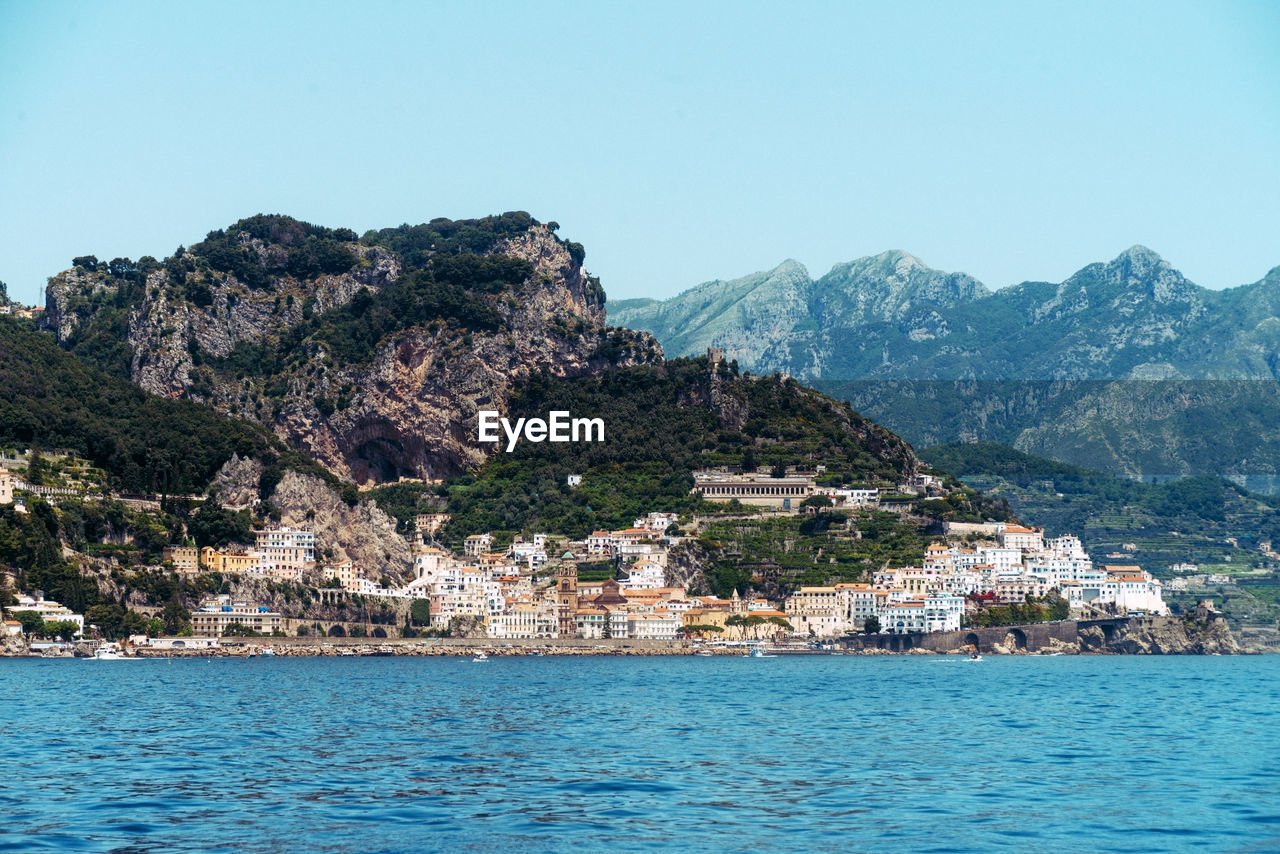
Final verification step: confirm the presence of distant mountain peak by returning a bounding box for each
[1111,244,1168,272]
[871,249,927,272]
[770,258,810,278]
[1087,245,1201,303]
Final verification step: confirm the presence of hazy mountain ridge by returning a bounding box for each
[613,247,1280,480]
[613,247,1280,382]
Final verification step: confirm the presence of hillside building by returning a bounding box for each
[691,471,816,510]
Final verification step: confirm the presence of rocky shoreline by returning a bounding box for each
[7,637,1270,662]
[4,614,1264,659]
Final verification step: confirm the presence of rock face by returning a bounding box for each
[664,540,714,595]
[271,470,412,582]
[213,458,414,583]
[1080,616,1242,655]
[122,244,401,400]
[46,215,661,485]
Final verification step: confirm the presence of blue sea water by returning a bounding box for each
[2,655,1278,853]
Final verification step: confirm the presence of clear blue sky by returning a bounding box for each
[1,0,1277,307]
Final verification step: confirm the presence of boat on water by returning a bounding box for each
[93,643,124,660]
[747,646,776,659]
[472,651,489,662]
[260,645,276,657]
[966,653,983,662]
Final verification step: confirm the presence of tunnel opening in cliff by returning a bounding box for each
[343,418,436,484]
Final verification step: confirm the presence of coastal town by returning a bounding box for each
[2,461,1171,653]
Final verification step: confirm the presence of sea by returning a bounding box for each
[2,655,1278,853]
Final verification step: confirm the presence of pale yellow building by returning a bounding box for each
[162,545,199,573]
[199,546,260,574]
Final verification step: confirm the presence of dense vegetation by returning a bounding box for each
[193,215,358,289]
[923,442,1256,531]
[56,255,156,379]
[440,358,916,541]
[0,317,330,495]
[60,213,567,388]
[270,249,533,369]
[822,379,1280,480]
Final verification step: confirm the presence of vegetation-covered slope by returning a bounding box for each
[439,357,920,540]
[0,316,327,495]
[818,379,1280,480]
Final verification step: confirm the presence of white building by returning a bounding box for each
[191,597,282,637]
[977,548,1024,573]
[463,533,493,557]
[510,539,548,570]
[922,593,964,633]
[627,611,681,640]
[622,560,665,590]
[254,525,315,577]
[1101,567,1168,615]
[635,512,679,535]
[998,525,1044,551]
[586,530,613,556]
[489,601,557,638]
[9,595,84,637]
[881,600,927,634]
[0,467,12,505]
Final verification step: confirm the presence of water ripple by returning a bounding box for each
[1,656,1278,852]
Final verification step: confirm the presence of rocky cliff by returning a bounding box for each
[212,456,412,581]
[46,213,661,484]
[1081,616,1241,655]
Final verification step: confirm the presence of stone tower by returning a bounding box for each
[556,553,579,638]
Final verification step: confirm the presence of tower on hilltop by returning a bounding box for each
[556,553,579,638]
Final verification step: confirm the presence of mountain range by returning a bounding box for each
[611,246,1280,381]
[611,248,1280,478]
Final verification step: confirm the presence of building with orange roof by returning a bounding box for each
[998,524,1044,551]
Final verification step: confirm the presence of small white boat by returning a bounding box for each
[93,643,123,660]
[747,646,776,658]
[966,653,983,662]
[260,645,276,657]
[472,651,489,662]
